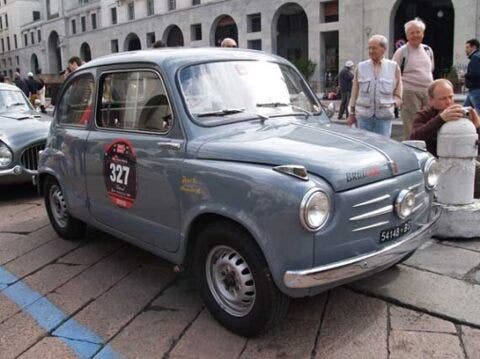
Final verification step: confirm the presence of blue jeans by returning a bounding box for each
[357,116,393,137]
[464,89,480,113]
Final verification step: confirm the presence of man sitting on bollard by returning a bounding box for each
[410,79,480,197]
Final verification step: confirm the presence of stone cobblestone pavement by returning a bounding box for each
[1,184,479,358]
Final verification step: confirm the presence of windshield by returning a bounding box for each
[179,61,321,125]
[0,90,32,112]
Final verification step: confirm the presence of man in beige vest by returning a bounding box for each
[348,35,402,137]
[393,18,434,139]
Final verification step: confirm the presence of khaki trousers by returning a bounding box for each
[401,89,429,140]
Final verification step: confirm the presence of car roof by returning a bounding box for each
[79,48,291,72]
[0,82,23,91]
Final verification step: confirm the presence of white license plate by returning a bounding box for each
[379,221,411,243]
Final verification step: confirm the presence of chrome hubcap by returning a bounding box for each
[49,184,68,228]
[206,245,256,317]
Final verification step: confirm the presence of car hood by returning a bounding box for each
[0,111,50,149]
[195,120,420,191]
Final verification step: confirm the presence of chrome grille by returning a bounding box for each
[20,142,45,170]
[349,180,428,233]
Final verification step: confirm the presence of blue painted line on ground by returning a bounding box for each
[94,344,121,359]
[0,265,121,359]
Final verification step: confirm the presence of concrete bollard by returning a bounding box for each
[435,118,480,238]
[436,118,478,204]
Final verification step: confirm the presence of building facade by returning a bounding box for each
[1,0,478,90]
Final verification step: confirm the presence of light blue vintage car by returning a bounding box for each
[0,83,50,185]
[38,48,439,336]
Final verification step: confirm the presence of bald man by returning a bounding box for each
[410,79,480,156]
[220,38,237,48]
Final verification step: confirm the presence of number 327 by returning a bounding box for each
[109,163,130,185]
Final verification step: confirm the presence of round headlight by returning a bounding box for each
[300,189,330,231]
[424,157,440,190]
[0,143,12,168]
[395,189,416,219]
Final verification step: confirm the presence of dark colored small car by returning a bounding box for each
[38,48,439,336]
[0,83,50,185]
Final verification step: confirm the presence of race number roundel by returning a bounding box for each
[103,139,137,208]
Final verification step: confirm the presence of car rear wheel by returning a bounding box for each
[193,222,290,337]
[44,177,86,240]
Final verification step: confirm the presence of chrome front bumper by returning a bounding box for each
[0,165,37,177]
[283,209,440,289]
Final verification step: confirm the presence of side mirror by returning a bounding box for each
[325,102,335,119]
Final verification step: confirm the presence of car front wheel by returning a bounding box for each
[193,222,290,337]
[44,177,86,240]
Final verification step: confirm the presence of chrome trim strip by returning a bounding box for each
[353,194,391,207]
[283,209,441,289]
[352,221,390,232]
[273,164,309,181]
[415,191,425,198]
[349,205,393,221]
[412,202,424,214]
[408,183,422,191]
[0,165,37,177]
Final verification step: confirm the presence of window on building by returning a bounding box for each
[111,39,118,53]
[6,36,9,51]
[91,13,97,29]
[192,0,200,5]
[81,16,86,32]
[14,34,17,49]
[1,39,4,53]
[30,32,34,44]
[37,29,41,42]
[5,14,7,27]
[3,0,5,5]
[8,57,11,66]
[190,23,202,41]
[0,16,3,29]
[71,19,76,34]
[23,34,27,46]
[127,3,134,20]
[111,7,117,25]
[1,60,5,68]
[33,11,40,21]
[320,1,339,23]
[146,32,155,47]
[168,0,175,11]
[247,13,261,33]
[16,56,19,65]
[147,0,154,16]
[247,39,261,50]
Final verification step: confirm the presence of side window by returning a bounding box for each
[97,70,173,134]
[57,74,95,126]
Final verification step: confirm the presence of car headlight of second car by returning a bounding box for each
[423,157,440,190]
[0,142,12,168]
[300,189,330,231]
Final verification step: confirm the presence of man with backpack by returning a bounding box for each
[393,18,434,140]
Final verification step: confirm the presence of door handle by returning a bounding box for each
[157,142,181,150]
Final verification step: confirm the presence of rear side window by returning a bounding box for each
[97,70,173,134]
[56,74,95,126]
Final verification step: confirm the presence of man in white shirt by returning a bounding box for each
[393,18,434,140]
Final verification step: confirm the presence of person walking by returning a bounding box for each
[26,72,40,106]
[13,72,29,96]
[392,18,434,139]
[464,38,480,112]
[337,60,354,119]
[347,35,402,137]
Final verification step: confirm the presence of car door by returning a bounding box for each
[52,70,96,220]
[85,67,184,252]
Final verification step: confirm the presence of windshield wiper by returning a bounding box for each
[195,109,245,117]
[7,102,25,108]
[256,102,314,118]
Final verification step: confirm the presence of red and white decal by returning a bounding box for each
[103,139,137,208]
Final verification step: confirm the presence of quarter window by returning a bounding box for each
[57,74,95,126]
[97,70,173,134]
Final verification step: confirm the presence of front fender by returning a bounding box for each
[179,159,333,296]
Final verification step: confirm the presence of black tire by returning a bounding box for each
[193,222,290,337]
[44,177,86,240]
